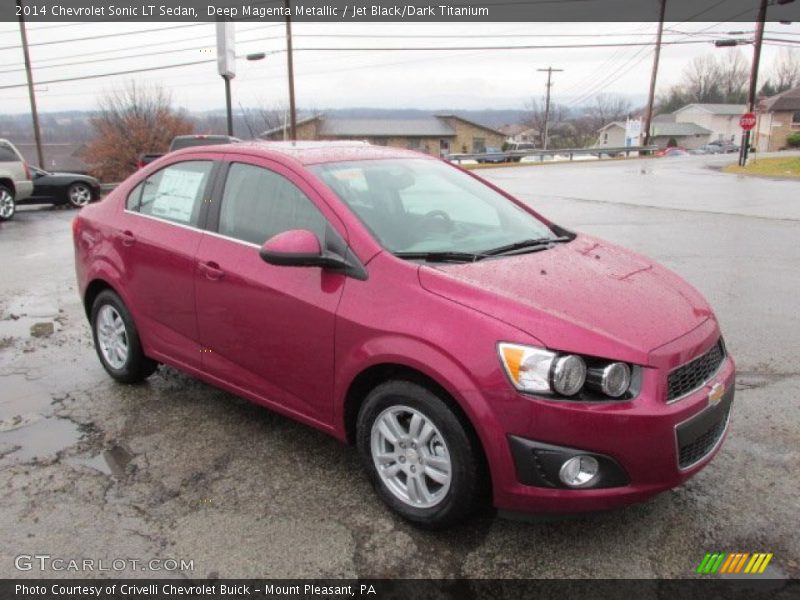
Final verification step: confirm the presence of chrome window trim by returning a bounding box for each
[673,404,731,472]
[122,209,261,250]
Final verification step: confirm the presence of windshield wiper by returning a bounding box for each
[394,251,487,263]
[481,236,571,257]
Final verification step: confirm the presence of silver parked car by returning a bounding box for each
[0,139,33,222]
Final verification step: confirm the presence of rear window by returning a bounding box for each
[0,143,21,162]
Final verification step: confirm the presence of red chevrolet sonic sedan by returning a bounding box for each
[73,141,734,528]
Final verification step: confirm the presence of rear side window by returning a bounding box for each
[132,161,212,226]
[0,143,20,162]
[218,163,327,246]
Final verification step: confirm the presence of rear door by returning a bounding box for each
[119,156,218,369]
[194,157,347,425]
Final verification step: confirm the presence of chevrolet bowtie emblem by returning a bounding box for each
[708,382,725,407]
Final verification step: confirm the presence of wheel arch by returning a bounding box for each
[83,278,118,321]
[0,178,15,196]
[342,361,493,498]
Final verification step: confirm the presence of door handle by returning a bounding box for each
[199,260,225,281]
[118,230,135,247]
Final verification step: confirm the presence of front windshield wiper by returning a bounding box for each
[481,236,572,257]
[394,251,487,263]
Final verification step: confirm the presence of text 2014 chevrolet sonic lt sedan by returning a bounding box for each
[73,141,734,528]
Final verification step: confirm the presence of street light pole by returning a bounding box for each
[16,0,44,168]
[739,0,768,167]
[284,0,297,141]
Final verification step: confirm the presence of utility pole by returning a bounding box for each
[285,0,297,141]
[17,0,44,168]
[537,67,563,150]
[643,0,666,149]
[739,0,768,167]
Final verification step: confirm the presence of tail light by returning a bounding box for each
[72,216,81,239]
[24,162,31,180]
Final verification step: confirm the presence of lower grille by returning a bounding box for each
[678,408,730,470]
[667,339,726,402]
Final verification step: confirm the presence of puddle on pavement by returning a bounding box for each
[0,417,83,462]
[0,295,63,340]
[0,374,83,462]
[68,444,134,478]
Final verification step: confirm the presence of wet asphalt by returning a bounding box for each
[0,153,798,580]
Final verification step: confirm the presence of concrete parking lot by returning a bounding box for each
[0,154,798,579]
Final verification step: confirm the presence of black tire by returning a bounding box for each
[357,380,484,529]
[67,182,94,208]
[90,289,157,384]
[0,184,16,222]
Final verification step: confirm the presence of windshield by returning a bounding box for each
[311,158,558,255]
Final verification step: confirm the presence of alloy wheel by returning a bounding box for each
[370,405,452,509]
[96,305,128,369]
[0,188,14,219]
[68,184,92,207]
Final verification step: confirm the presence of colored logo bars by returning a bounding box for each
[697,553,773,574]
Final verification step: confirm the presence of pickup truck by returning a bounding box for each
[137,134,240,169]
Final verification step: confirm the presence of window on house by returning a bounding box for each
[792,111,800,124]
[407,138,421,150]
[603,133,608,144]
[472,137,486,153]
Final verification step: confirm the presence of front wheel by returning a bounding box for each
[91,290,157,383]
[0,185,15,221]
[67,182,93,208]
[357,380,484,528]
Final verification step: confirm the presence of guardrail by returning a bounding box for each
[446,145,660,163]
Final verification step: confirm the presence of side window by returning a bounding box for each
[218,163,327,246]
[126,182,143,211]
[0,143,19,162]
[137,161,212,226]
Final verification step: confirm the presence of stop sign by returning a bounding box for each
[740,112,757,130]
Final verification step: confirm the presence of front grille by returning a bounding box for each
[667,339,725,402]
[678,408,730,469]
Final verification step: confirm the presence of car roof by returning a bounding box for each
[171,140,436,166]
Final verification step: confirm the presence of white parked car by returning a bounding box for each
[0,139,33,222]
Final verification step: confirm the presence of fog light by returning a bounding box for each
[559,455,599,488]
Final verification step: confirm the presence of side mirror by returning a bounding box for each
[259,229,348,270]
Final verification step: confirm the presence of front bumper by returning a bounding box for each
[481,329,736,514]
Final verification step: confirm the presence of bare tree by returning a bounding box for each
[772,48,800,94]
[84,82,193,181]
[682,55,723,103]
[587,93,632,131]
[717,49,749,103]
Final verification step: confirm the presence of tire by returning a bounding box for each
[357,380,484,529]
[90,289,157,383]
[0,185,15,222]
[67,182,93,208]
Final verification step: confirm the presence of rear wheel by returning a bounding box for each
[67,182,93,208]
[357,380,483,528]
[91,290,157,383]
[0,185,15,221]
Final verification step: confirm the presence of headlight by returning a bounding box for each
[551,355,587,396]
[498,343,585,396]
[498,343,635,400]
[586,362,631,398]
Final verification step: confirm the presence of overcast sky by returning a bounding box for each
[1,21,799,115]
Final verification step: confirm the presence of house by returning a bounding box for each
[672,103,747,145]
[500,124,539,145]
[754,85,800,152]
[595,122,626,148]
[649,122,712,149]
[260,114,506,156]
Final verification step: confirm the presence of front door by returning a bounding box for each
[195,158,346,425]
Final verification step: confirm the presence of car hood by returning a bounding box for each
[417,235,713,365]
